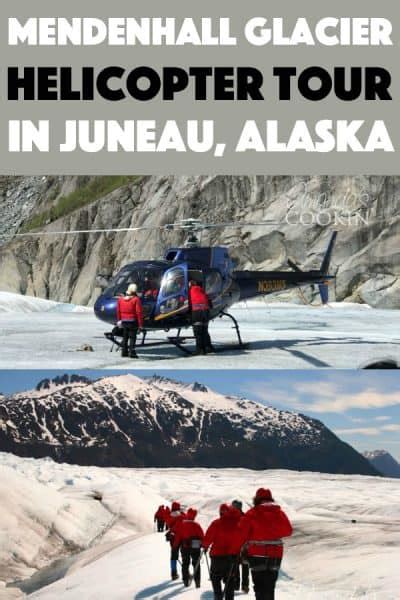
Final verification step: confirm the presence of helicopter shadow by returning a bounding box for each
[128,342,250,362]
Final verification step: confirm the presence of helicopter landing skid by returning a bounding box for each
[104,313,247,356]
[218,311,245,348]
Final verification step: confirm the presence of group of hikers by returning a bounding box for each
[153,488,293,600]
[116,279,213,358]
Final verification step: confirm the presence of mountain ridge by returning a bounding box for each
[0,374,378,476]
[363,449,400,478]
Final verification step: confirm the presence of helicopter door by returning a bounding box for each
[154,265,189,321]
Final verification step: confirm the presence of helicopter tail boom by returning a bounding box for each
[317,231,337,304]
[320,231,337,276]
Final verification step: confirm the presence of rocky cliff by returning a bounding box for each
[0,175,399,307]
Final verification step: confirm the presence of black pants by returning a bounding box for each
[121,321,138,357]
[181,547,201,586]
[170,546,180,576]
[234,561,250,590]
[210,555,237,600]
[192,310,212,354]
[156,519,165,532]
[249,557,281,600]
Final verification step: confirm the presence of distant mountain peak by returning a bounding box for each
[363,449,389,459]
[148,375,208,394]
[363,450,400,479]
[191,382,208,393]
[35,374,92,392]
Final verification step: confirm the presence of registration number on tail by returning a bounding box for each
[258,280,286,293]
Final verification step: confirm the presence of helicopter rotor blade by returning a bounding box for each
[13,225,166,237]
[12,219,283,238]
[200,220,280,229]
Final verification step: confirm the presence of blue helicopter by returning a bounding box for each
[92,220,337,354]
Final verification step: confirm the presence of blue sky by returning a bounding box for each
[0,370,399,460]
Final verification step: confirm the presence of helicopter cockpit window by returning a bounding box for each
[107,268,164,298]
[142,271,162,300]
[205,271,222,295]
[160,267,186,297]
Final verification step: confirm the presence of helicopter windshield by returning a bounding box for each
[160,268,186,297]
[156,265,189,318]
[105,267,164,298]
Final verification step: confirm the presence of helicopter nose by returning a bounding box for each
[94,296,118,324]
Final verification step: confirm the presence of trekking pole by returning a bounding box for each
[222,558,238,599]
[204,551,211,581]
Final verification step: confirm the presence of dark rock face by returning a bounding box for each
[0,374,378,475]
[363,450,400,478]
[36,374,91,391]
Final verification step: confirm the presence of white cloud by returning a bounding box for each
[375,416,392,422]
[335,427,381,436]
[381,424,400,432]
[313,390,400,413]
[243,381,400,414]
[335,423,400,437]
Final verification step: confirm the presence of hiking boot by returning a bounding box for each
[121,350,128,357]
[195,581,201,588]
[171,572,179,581]
[242,584,250,593]
[183,579,189,587]
[129,351,138,358]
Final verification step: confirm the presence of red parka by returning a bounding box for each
[203,505,242,557]
[189,284,210,312]
[173,509,204,550]
[166,508,185,546]
[154,506,166,521]
[238,502,292,559]
[116,295,144,328]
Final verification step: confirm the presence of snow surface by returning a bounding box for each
[0,292,91,315]
[0,453,399,599]
[0,294,399,369]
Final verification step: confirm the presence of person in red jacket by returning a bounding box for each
[173,508,204,588]
[164,505,171,523]
[188,280,214,355]
[238,488,293,600]
[165,501,185,580]
[232,499,250,593]
[154,505,167,532]
[116,283,144,358]
[203,504,242,600]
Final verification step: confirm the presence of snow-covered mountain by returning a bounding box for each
[35,374,91,392]
[0,374,377,475]
[363,450,400,479]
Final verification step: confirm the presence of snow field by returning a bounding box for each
[0,454,399,599]
[0,293,399,368]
